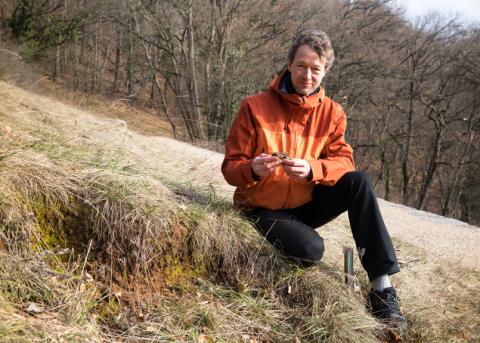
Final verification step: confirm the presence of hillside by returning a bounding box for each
[0,80,479,342]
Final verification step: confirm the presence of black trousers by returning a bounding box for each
[246,171,400,281]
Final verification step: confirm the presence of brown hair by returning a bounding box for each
[287,29,335,72]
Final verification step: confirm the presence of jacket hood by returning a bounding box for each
[268,69,325,110]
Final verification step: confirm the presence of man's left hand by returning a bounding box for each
[282,158,312,180]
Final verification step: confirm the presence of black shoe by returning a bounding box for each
[368,287,408,329]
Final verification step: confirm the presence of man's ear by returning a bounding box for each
[287,63,292,72]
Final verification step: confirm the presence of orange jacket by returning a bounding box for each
[222,71,355,210]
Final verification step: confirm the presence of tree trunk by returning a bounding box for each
[113,29,122,94]
[53,45,61,79]
[186,0,204,139]
[97,38,111,94]
[417,128,443,210]
[126,16,134,97]
[402,78,414,205]
[62,0,67,75]
[73,38,80,90]
[158,78,177,138]
[79,27,87,92]
[442,130,474,216]
[0,2,4,29]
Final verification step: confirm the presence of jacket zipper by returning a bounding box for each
[293,121,298,157]
[286,121,299,209]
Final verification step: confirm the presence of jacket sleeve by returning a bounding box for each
[309,106,355,185]
[221,99,258,188]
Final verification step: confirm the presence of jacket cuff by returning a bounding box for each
[309,160,324,182]
[241,159,258,186]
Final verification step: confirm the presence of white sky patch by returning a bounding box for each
[398,0,480,25]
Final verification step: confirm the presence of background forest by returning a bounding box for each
[1,0,479,225]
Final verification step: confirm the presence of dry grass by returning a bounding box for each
[0,142,385,342]
[400,263,480,343]
[108,265,383,343]
[0,148,177,271]
[0,253,101,342]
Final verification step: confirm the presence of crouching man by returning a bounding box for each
[221,29,407,328]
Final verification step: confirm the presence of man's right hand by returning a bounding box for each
[252,153,282,178]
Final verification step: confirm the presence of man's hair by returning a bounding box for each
[287,29,335,72]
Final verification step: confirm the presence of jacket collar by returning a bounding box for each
[269,69,325,110]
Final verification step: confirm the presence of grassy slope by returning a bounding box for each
[0,81,382,342]
[0,67,479,341]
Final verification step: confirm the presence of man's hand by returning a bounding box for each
[252,153,282,178]
[282,158,312,180]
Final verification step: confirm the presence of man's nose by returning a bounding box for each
[302,68,312,79]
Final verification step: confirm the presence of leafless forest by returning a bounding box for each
[1,0,479,225]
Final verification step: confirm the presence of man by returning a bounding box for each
[221,29,406,328]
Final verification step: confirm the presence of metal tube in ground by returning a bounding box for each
[343,246,355,290]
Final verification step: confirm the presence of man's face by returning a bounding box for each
[288,44,326,96]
